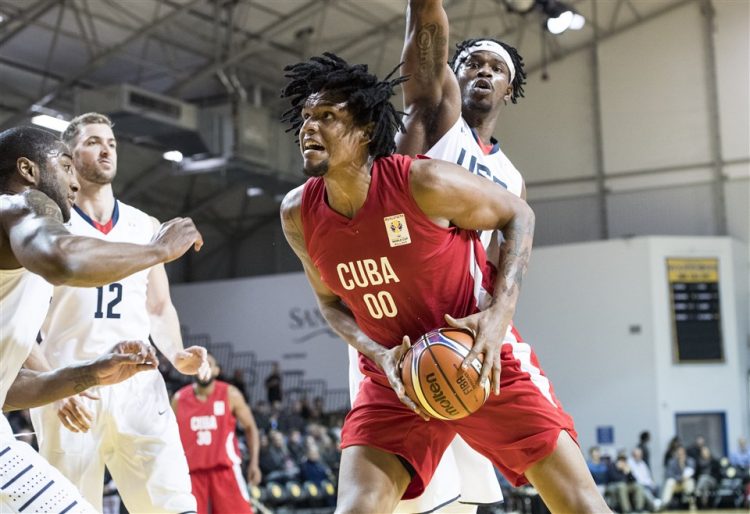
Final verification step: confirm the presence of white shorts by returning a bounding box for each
[31,370,196,513]
[348,347,502,513]
[0,419,96,514]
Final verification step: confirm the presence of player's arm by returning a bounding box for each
[4,341,157,411]
[280,187,428,419]
[2,190,203,287]
[146,217,209,379]
[410,158,535,394]
[397,0,462,155]
[228,385,262,486]
[170,390,180,415]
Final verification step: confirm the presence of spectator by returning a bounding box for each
[661,446,696,509]
[638,430,652,469]
[664,436,682,468]
[265,362,283,406]
[258,429,298,484]
[627,447,662,511]
[686,435,706,462]
[694,446,721,508]
[279,399,307,433]
[608,453,646,513]
[299,444,334,486]
[586,446,609,496]
[729,437,750,470]
[287,429,306,463]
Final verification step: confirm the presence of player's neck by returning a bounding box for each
[75,183,116,224]
[194,381,216,398]
[463,110,499,147]
[323,160,372,219]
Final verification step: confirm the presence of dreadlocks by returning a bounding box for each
[449,38,526,104]
[280,52,407,159]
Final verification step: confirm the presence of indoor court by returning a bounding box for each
[0,0,747,513]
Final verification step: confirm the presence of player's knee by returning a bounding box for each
[335,487,394,514]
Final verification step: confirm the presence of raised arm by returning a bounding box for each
[410,158,535,393]
[2,190,202,287]
[396,0,462,155]
[280,187,428,419]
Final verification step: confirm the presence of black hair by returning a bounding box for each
[280,52,407,160]
[0,126,61,188]
[449,38,527,104]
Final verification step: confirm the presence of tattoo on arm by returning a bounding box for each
[416,23,447,80]
[27,190,63,222]
[71,367,98,394]
[497,217,534,296]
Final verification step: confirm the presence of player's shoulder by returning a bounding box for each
[280,184,305,227]
[1,190,61,222]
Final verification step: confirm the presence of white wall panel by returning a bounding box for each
[607,183,716,237]
[499,51,597,182]
[598,3,711,173]
[529,195,602,246]
[714,0,750,161]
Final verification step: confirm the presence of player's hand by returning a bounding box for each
[173,346,209,379]
[445,312,506,396]
[56,395,94,433]
[90,341,159,387]
[151,217,204,262]
[377,336,430,421]
[247,463,262,486]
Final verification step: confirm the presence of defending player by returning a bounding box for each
[280,54,609,513]
[349,1,529,511]
[27,113,206,513]
[173,353,261,514]
[0,125,202,513]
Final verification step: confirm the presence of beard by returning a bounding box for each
[76,161,116,185]
[194,375,216,388]
[303,159,329,177]
[38,171,71,222]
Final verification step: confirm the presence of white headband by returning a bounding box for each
[453,40,516,83]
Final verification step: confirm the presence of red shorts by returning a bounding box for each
[341,328,577,499]
[190,465,253,514]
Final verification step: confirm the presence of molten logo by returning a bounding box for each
[425,372,459,416]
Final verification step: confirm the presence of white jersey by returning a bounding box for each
[40,201,154,367]
[0,268,52,430]
[426,116,524,249]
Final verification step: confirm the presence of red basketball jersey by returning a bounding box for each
[301,154,495,380]
[175,381,242,472]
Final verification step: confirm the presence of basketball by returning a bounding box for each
[401,327,490,420]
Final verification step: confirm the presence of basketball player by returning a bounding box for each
[0,125,203,513]
[172,353,261,514]
[279,54,609,513]
[348,2,528,511]
[26,113,205,513]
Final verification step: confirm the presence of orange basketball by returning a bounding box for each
[401,327,489,420]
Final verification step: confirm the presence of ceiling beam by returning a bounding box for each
[0,0,61,48]
[1,0,203,129]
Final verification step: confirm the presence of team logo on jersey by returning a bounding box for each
[213,401,225,416]
[384,213,411,247]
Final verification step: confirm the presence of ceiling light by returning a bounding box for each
[569,13,586,30]
[163,150,183,163]
[246,187,264,197]
[546,10,573,34]
[31,115,70,133]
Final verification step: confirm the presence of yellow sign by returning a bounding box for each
[666,258,718,283]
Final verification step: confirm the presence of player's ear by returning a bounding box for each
[16,157,39,185]
[503,86,513,105]
[361,122,375,145]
